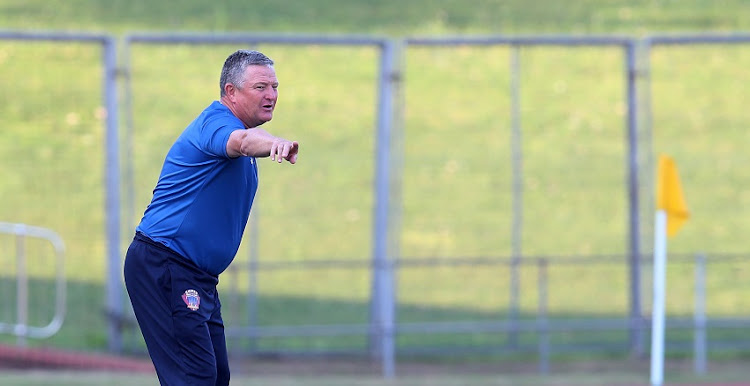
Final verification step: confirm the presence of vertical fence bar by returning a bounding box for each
[509,44,523,349]
[376,259,396,378]
[246,209,260,353]
[372,40,398,378]
[120,38,138,355]
[537,258,549,374]
[227,266,240,351]
[693,253,707,375]
[15,227,27,346]
[103,36,123,353]
[625,41,644,356]
[636,39,654,358]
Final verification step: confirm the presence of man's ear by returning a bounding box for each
[224,83,236,99]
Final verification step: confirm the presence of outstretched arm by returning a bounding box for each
[226,128,299,164]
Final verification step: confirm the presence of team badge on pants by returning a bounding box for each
[182,289,201,311]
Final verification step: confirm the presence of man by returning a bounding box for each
[124,49,299,385]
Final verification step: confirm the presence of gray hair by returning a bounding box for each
[219,50,274,97]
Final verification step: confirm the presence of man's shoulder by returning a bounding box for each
[201,101,229,119]
[200,101,240,127]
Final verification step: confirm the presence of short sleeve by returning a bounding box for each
[199,115,242,158]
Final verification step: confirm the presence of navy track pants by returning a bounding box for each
[124,232,230,386]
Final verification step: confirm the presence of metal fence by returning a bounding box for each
[2,30,750,378]
[0,30,120,353]
[217,252,750,376]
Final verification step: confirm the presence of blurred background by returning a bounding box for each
[2,1,750,385]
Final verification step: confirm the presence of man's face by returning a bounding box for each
[232,64,278,128]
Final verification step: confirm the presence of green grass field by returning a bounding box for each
[2,0,750,381]
[2,0,750,35]
[2,362,750,386]
[0,372,700,386]
[0,371,666,386]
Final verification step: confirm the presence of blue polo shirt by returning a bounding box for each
[136,101,258,276]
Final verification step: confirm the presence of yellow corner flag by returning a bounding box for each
[656,154,690,237]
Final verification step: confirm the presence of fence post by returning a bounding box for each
[371,39,400,378]
[246,209,260,353]
[509,44,523,349]
[693,253,707,375]
[537,258,549,374]
[15,226,28,347]
[626,39,645,357]
[103,35,123,353]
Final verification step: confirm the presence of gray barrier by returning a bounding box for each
[0,222,65,344]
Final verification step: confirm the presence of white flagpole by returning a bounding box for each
[650,209,668,386]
